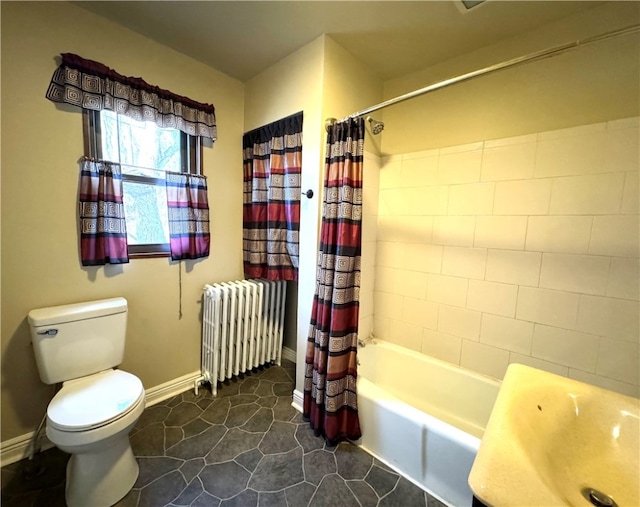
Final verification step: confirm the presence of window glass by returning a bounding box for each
[85,109,201,256]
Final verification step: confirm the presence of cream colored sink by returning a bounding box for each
[469,364,639,507]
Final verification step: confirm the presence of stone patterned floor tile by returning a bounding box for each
[1,361,447,507]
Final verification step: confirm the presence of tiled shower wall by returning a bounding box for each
[371,117,639,397]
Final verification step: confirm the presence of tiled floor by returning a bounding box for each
[2,361,446,507]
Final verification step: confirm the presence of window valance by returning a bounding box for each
[46,53,217,141]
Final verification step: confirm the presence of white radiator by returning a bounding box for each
[201,279,287,396]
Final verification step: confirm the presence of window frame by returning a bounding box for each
[83,110,203,258]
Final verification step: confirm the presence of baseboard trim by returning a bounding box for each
[292,389,303,413]
[144,370,202,407]
[281,346,296,364]
[1,370,202,467]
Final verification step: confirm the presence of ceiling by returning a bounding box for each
[76,1,603,83]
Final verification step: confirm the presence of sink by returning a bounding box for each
[469,363,639,507]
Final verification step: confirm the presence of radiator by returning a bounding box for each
[201,279,286,396]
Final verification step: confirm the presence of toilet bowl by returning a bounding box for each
[46,369,145,506]
[28,298,145,507]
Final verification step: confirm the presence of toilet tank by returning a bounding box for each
[28,298,128,384]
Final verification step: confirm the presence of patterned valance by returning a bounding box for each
[46,53,217,140]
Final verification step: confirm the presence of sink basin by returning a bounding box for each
[469,363,639,507]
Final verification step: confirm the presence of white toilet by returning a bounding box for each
[28,297,145,507]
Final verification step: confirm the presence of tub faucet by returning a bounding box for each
[357,338,367,348]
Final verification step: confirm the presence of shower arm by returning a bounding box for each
[327,24,640,127]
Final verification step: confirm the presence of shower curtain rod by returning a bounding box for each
[327,24,640,127]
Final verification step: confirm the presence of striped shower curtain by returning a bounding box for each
[242,112,302,281]
[303,117,364,444]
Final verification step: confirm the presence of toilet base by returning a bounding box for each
[65,435,139,507]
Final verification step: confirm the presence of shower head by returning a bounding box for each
[366,116,385,135]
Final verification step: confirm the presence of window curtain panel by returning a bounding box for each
[78,158,129,266]
[165,172,210,261]
[303,117,365,445]
[242,112,302,281]
[46,53,217,140]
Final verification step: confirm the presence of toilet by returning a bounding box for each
[28,297,145,507]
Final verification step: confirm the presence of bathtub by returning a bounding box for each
[356,340,500,507]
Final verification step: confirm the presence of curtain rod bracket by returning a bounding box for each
[324,118,337,133]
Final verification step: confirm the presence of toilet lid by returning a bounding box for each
[47,369,144,431]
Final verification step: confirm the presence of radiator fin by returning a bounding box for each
[202,279,286,396]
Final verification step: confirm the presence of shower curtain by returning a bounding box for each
[303,117,364,444]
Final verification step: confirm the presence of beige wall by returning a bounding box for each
[1,2,244,441]
[380,2,640,155]
[245,35,383,395]
[244,35,326,393]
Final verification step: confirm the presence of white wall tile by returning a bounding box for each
[589,215,640,258]
[389,320,423,352]
[393,269,428,300]
[402,148,440,160]
[622,172,639,214]
[569,369,639,398]
[442,246,487,280]
[485,249,541,287]
[374,266,394,293]
[576,295,639,343]
[359,289,374,318]
[607,257,640,301]
[485,133,538,149]
[604,124,640,173]
[535,129,606,178]
[433,216,476,246]
[460,340,510,379]
[376,241,406,268]
[480,314,533,355]
[373,291,403,320]
[402,297,439,330]
[405,243,442,274]
[381,215,433,244]
[426,274,468,307]
[379,188,411,216]
[437,148,482,185]
[373,314,390,339]
[467,280,518,317]
[596,337,639,385]
[525,216,593,254]
[474,216,527,250]
[408,186,449,215]
[494,179,552,215]
[379,157,402,189]
[539,253,610,296]
[421,329,462,364]
[508,352,569,377]
[401,155,438,187]
[538,122,607,141]
[549,173,624,215]
[532,324,600,372]
[516,287,580,329]
[438,305,481,341]
[448,183,495,215]
[481,140,536,182]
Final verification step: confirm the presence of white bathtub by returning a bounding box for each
[356,340,500,507]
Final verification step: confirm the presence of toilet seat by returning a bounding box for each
[48,369,144,432]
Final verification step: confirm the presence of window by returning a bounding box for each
[84,110,203,257]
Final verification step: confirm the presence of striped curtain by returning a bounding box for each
[78,158,129,266]
[165,172,210,261]
[243,112,302,281]
[303,118,364,444]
